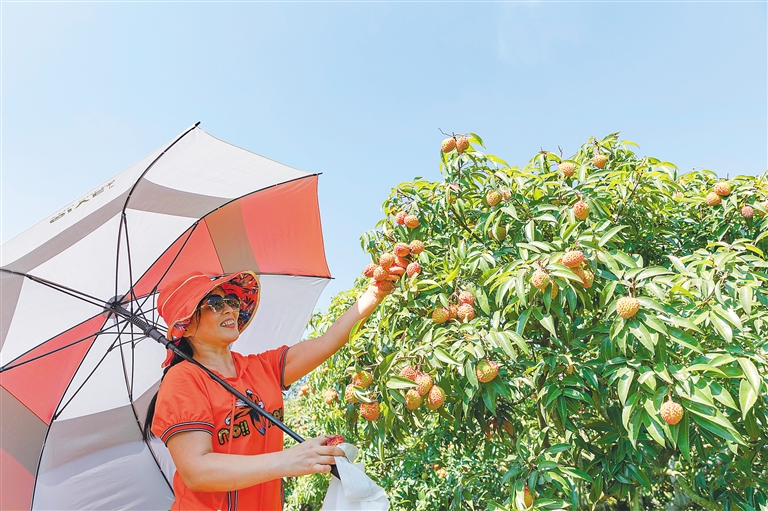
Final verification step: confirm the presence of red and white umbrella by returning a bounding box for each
[0,124,332,510]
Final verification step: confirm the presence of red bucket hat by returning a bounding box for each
[157,270,261,344]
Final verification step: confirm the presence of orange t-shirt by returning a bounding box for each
[152,347,290,511]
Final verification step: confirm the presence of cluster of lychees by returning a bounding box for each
[705,180,732,207]
[441,135,470,154]
[343,370,381,421]
[398,365,446,411]
[363,239,424,287]
[431,290,476,324]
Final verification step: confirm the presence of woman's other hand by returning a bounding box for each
[282,435,345,477]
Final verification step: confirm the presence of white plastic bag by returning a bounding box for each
[320,443,389,511]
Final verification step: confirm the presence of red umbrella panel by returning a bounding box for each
[0,125,331,510]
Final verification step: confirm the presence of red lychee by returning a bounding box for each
[406,262,421,278]
[327,435,345,446]
[363,263,377,278]
[457,303,475,322]
[531,270,550,291]
[345,384,358,403]
[425,385,446,410]
[558,162,575,177]
[373,266,388,281]
[393,242,411,257]
[476,359,499,383]
[432,307,449,324]
[399,366,417,381]
[409,240,425,254]
[353,370,373,388]
[415,373,434,395]
[486,190,501,207]
[458,291,475,305]
[660,398,684,425]
[360,401,380,421]
[561,250,586,268]
[456,136,470,153]
[441,137,456,153]
[404,215,419,229]
[405,389,422,410]
[395,210,407,225]
[616,296,640,319]
[714,181,732,196]
[592,154,608,169]
[379,253,395,269]
[705,192,722,206]
[573,200,590,221]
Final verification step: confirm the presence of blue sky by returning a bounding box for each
[2,1,766,312]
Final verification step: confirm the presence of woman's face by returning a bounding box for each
[184,287,240,347]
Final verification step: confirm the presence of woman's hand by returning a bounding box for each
[367,266,401,300]
[282,435,345,477]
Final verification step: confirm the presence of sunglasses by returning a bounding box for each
[202,295,241,314]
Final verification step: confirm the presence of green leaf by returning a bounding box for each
[636,267,675,280]
[559,467,594,483]
[626,464,652,490]
[617,368,634,405]
[598,225,628,247]
[386,376,417,389]
[709,312,733,343]
[739,379,758,419]
[544,443,571,454]
[710,382,738,410]
[738,358,762,394]
[540,314,556,336]
[434,347,461,366]
[678,412,691,461]
[691,413,745,445]
[739,287,753,315]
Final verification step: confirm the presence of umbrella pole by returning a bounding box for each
[110,303,342,480]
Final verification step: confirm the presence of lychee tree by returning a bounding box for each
[284,133,768,511]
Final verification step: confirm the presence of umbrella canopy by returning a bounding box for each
[0,124,332,510]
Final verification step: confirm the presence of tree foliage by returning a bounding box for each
[284,133,768,511]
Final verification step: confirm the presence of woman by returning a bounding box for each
[144,269,395,510]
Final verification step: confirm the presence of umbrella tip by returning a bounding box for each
[194,121,201,127]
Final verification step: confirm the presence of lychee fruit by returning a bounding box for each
[360,401,380,421]
[345,384,359,403]
[323,389,338,405]
[714,181,732,196]
[373,266,388,281]
[573,200,590,221]
[395,210,407,225]
[394,255,409,269]
[299,384,310,397]
[592,154,608,169]
[486,190,502,207]
[441,137,456,153]
[399,366,417,381]
[415,373,434,395]
[405,389,423,410]
[559,162,576,177]
[404,215,419,229]
[363,263,377,278]
[489,224,507,241]
[742,205,754,219]
[456,136,470,153]
[458,291,475,305]
[457,303,475,322]
[616,296,640,319]
[406,262,421,278]
[393,242,411,257]
[326,435,345,446]
[432,307,449,324]
[448,304,458,320]
[660,398,684,425]
[531,270,550,291]
[573,267,595,289]
[500,188,512,201]
[409,240,425,254]
[425,385,446,410]
[475,359,499,383]
[550,281,559,299]
[705,192,722,206]
[561,250,586,268]
[353,370,373,388]
[379,253,395,269]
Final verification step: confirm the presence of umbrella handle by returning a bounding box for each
[111,304,341,480]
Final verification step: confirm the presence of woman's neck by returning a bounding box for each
[191,342,237,378]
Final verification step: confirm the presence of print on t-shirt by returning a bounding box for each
[217,388,284,445]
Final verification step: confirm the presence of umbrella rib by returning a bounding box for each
[0,269,110,309]
[0,317,132,373]
[52,318,135,421]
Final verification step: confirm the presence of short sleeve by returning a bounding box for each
[151,364,215,444]
[252,345,291,391]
